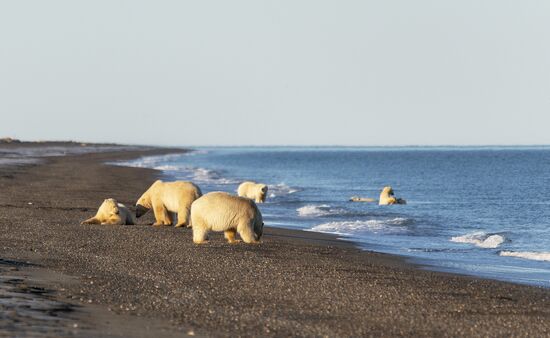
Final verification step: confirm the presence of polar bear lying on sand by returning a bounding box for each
[135,180,202,227]
[191,192,264,244]
[81,198,135,225]
[237,181,268,203]
[379,186,407,205]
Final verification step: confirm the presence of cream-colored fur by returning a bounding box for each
[191,192,264,244]
[379,186,407,205]
[81,198,135,225]
[237,181,268,203]
[135,180,202,227]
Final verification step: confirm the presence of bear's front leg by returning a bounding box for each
[238,224,260,244]
[224,229,241,244]
[152,201,171,226]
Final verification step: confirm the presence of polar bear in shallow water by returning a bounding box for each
[379,186,407,205]
[135,180,202,227]
[81,198,135,225]
[237,181,268,203]
[191,192,264,244]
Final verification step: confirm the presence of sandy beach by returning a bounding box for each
[1,143,550,337]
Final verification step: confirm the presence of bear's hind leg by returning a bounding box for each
[175,207,190,228]
[224,229,240,244]
[81,217,101,225]
[193,226,209,244]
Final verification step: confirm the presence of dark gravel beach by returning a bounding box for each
[1,143,550,337]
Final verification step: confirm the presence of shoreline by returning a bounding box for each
[1,143,550,336]
[122,148,549,288]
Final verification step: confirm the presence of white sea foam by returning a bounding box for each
[297,205,333,217]
[189,168,238,185]
[268,183,299,197]
[450,232,505,249]
[500,251,550,262]
[153,165,182,171]
[115,153,184,169]
[310,218,410,235]
[114,153,239,185]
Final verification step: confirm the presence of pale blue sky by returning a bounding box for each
[1,1,549,146]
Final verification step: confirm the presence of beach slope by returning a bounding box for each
[1,144,550,337]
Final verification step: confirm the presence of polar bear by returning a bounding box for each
[81,198,135,225]
[135,180,202,227]
[379,186,407,205]
[191,192,264,244]
[237,181,268,203]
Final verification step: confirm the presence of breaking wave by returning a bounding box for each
[310,218,411,235]
[297,204,344,217]
[113,153,238,185]
[499,251,550,262]
[268,183,299,197]
[189,167,238,185]
[114,153,185,170]
[450,232,505,249]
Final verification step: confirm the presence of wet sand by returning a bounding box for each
[1,143,550,337]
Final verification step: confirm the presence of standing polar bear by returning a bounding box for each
[135,180,202,227]
[191,192,264,244]
[379,186,407,205]
[81,198,135,225]
[237,181,268,203]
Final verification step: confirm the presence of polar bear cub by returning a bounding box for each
[81,198,135,225]
[191,192,264,244]
[135,180,202,227]
[379,186,407,205]
[237,181,268,203]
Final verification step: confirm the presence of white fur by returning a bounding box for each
[136,180,202,227]
[237,181,268,203]
[191,192,263,244]
[82,198,135,225]
[379,186,406,205]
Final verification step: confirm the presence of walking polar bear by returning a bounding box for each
[379,186,407,205]
[237,181,268,203]
[135,180,202,227]
[81,198,135,225]
[191,192,264,244]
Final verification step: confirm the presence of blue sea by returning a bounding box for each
[118,147,550,287]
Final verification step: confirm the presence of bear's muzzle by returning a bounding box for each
[135,204,149,218]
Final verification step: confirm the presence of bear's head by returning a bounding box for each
[258,184,268,203]
[135,181,162,218]
[253,211,264,240]
[380,186,394,198]
[100,198,120,217]
[254,222,264,241]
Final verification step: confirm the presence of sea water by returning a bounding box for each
[117,147,550,287]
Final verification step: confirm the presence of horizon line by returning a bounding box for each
[8,138,550,149]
